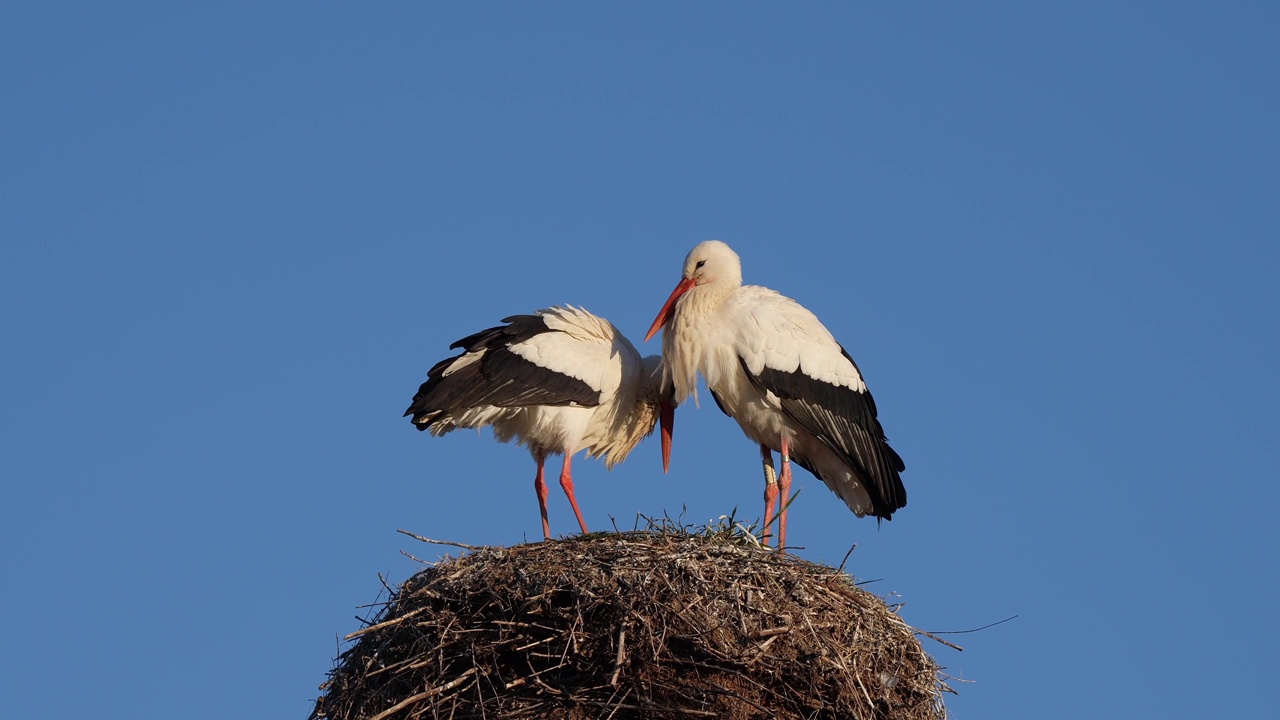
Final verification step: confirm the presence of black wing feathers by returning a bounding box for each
[406,314,600,429]
[709,387,733,418]
[740,351,907,519]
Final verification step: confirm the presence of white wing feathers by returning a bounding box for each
[504,306,639,401]
[725,287,867,394]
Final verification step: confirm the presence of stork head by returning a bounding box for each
[644,240,743,342]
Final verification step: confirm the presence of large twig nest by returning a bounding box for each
[311,526,948,719]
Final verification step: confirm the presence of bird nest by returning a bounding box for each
[311,523,950,720]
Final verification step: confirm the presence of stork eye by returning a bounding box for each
[695,260,706,270]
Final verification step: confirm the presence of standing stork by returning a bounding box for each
[407,306,674,540]
[644,240,905,551]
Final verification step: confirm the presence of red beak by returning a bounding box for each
[659,401,674,473]
[645,277,696,343]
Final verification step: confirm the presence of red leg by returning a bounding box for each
[760,444,777,546]
[778,437,792,554]
[533,453,551,540]
[559,454,590,535]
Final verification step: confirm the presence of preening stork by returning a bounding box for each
[645,240,906,551]
[407,306,674,540]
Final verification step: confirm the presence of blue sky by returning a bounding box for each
[3,3,1277,718]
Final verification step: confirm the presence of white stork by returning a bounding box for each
[407,306,674,540]
[644,240,905,551]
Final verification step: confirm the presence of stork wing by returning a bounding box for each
[730,291,906,516]
[406,313,609,422]
[740,351,906,513]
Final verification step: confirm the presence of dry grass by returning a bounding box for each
[311,520,950,719]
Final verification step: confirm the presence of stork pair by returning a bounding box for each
[406,241,906,550]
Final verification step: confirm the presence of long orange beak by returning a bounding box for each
[659,401,674,473]
[645,277,696,343]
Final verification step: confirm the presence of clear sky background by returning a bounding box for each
[3,3,1277,718]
